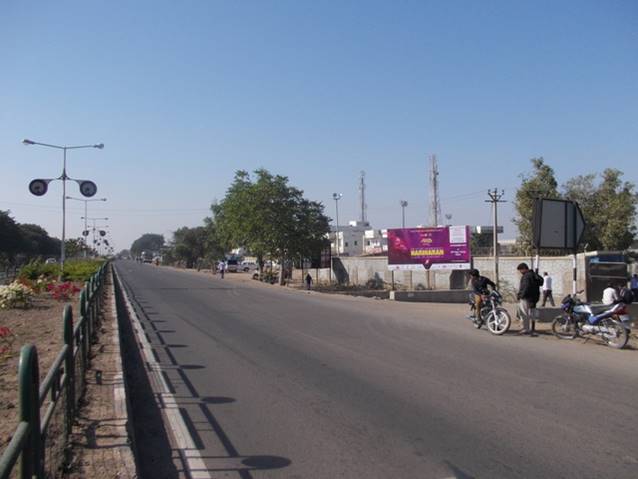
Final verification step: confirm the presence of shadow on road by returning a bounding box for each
[116,278,291,478]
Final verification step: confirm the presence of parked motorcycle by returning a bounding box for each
[468,290,511,335]
[552,293,630,349]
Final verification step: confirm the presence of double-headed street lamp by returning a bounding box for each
[23,139,104,272]
[66,196,107,257]
[332,193,343,257]
[81,217,109,257]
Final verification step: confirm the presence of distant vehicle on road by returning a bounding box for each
[45,258,57,264]
[140,251,153,263]
[226,258,239,272]
[241,261,258,272]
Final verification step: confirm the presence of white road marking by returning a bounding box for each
[114,269,216,479]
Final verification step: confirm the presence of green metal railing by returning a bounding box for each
[0,263,109,479]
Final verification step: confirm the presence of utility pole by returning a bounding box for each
[485,189,506,288]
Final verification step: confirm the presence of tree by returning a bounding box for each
[171,226,208,268]
[130,234,165,257]
[214,169,331,284]
[64,238,89,258]
[565,169,637,250]
[0,210,24,262]
[19,224,61,258]
[513,158,560,254]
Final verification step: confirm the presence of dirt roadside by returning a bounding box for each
[63,271,137,478]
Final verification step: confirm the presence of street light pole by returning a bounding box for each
[23,139,103,273]
[66,196,107,257]
[400,200,408,228]
[332,193,342,257]
[82,217,108,257]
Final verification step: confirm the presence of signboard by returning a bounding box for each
[533,199,585,251]
[387,226,471,271]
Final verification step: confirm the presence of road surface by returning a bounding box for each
[114,261,638,479]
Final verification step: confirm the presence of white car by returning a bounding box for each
[45,258,57,264]
[240,262,258,272]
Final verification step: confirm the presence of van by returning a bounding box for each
[226,258,238,272]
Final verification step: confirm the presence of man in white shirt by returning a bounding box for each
[541,272,554,307]
[602,283,619,305]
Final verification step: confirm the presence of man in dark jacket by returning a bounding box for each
[517,262,542,335]
[468,269,496,319]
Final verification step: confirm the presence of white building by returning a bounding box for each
[328,220,371,256]
[363,228,388,255]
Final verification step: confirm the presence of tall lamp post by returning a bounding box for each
[332,193,343,257]
[66,196,107,257]
[400,200,408,228]
[23,139,104,273]
[82,217,109,257]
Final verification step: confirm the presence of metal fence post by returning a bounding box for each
[80,288,89,365]
[63,305,75,435]
[19,345,43,479]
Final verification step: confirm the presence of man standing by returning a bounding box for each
[630,274,638,303]
[541,271,555,307]
[517,263,542,336]
[305,273,313,290]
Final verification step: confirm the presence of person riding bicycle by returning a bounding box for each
[468,269,496,319]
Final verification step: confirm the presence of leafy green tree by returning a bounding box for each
[64,238,89,258]
[172,226,207,268]
[0,210,24,262]
[513,158,560,254]
[19,224,61,257]
[565,169,637,250]
[214,169,330,284]
[131,233,165,257]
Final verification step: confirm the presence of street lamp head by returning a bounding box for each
[94,143,104,149]
[332,193,342,201]
[22,139,35,145]
[400,200,408,207]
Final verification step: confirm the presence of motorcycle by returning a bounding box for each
[551,292,630,349]
[468,290,511,335]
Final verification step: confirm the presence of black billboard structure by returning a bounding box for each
[532,198,586,295]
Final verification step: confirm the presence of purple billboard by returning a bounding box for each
[387,226,471,271]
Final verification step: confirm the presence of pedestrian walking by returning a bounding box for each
[630,274,638,303]
[305,273,313,290]
[218,261,225,279]
[541,271,555,307]
[517,263,543,336]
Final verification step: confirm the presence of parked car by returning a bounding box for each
[45,258,57,264]
[226,258,239,272]
[241,261,258,272]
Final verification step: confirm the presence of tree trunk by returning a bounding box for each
[278,255,286,285]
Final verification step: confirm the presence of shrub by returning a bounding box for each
[0,281,34,309]
[18,259,104,282]
[0,326,16,359]
[62,260,104,282]
[18,260,59,281]
[47,281,81,302]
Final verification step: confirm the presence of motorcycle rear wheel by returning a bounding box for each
[552,314,578,339]
[486,308,511,335]
[599,319,629,349]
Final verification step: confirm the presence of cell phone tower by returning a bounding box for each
[428,155,441,227]
[359,170,367,223]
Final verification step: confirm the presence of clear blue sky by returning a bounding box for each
[2,0,636,252]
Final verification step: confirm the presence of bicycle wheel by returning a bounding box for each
[487,308,511,335]
[600,319,629,349]
[551,314,577,339]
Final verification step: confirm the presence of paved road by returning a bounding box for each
[114,261,638,479]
